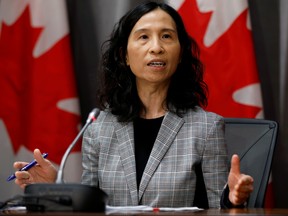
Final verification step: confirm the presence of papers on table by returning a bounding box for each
[106,205,202,214]
[1,204,202,214]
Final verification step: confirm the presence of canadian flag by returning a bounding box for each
[0,0,82,201]
[167,0,273,207]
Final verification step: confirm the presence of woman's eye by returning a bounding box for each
[140,35,148,39]
[163,34,171,39]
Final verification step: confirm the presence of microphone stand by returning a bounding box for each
[56,108,100,184]
[23,108,108,212]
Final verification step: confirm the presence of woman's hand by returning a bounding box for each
[228,154,254,206]
[13,149,57,189]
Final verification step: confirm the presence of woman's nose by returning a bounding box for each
[149,39,164,54]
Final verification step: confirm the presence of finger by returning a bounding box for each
[14,171,32,188]
[14,178,26,189]
[234,179,253,191]
[20,184,28,190]
[15,178,30,189]
[237,175,254,186]
[230,154,241,176]
[232,189,252,202]
[235,183,254,194]
[13,161,29,169]
[15,171,31,180]
[33,148,48,167]
[230,188,251,205]
[231,195,249,205]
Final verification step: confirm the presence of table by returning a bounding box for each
[1,208,288,216]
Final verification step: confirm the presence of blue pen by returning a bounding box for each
[6,153,48,182]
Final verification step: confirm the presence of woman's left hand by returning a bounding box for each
[228,154,254,206]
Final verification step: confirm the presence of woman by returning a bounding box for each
[13,1,253,208]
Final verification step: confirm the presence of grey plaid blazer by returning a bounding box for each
[81,107,228,208]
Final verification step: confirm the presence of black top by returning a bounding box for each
[133,116,164,189]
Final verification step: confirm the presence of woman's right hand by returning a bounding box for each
[13,149,57,189]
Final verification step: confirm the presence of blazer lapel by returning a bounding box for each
[115,121,139,205]
[138,112,184,200]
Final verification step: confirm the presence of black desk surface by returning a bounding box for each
[1,208,288,216]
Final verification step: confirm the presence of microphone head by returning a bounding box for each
[86,108,100,123]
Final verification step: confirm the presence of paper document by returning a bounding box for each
[106,205,202,214]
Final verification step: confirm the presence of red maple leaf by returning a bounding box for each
[0,6,80,164]
[178,0,261,118]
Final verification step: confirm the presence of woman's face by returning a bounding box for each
[126,8,181,87]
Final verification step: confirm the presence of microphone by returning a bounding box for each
[23,108,108,212]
